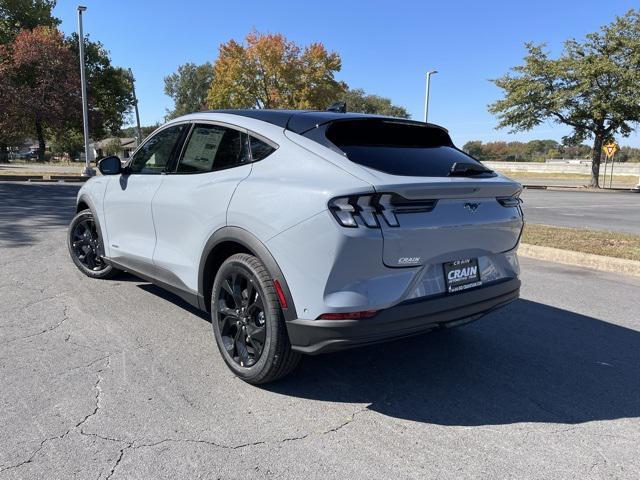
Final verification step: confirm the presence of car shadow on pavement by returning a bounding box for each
[136,282,211,321]
[0,183,80,247]
[265,299,640,426]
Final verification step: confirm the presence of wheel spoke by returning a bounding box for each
[247,292,263,314]
[222,275,243,308]
[218,314,236,334]
[221,336,235,355]
[218,302,239,319]
[232,274,244,307]
[221,278,234,297]
[246,323,265,357]
[244,281,255,308]
[247,322,266,342]
[234,331,251,367]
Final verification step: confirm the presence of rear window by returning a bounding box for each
[325,119,484,177]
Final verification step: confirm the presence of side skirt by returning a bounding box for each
[105,258,205,311]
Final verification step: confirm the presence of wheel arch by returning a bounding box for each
[199,227,298,321]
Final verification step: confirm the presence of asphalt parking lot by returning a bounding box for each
[1,182,639,479]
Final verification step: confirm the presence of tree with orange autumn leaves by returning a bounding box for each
[0,26,80,160]
[207,31,346,110]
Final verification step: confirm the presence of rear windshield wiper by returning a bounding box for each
[449,162,494,177]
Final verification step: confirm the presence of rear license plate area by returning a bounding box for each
[444,258,482,293]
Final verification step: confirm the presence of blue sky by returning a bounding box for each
[54,0,639,147]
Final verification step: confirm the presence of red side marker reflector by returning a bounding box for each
[318,310,378,320]
[273,279,287,309]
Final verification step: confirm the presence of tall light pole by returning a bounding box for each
[128,68,142,146]
[423,70,438,123]
[77,5,94,176]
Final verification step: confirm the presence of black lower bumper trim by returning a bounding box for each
[286,278,520,354]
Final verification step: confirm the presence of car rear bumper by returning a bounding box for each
[286,278,520,354]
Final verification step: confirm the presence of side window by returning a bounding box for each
[177,124,249,174]
[249,136,276,161]
[128,125,186,174]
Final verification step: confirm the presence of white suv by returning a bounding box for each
[68,110,523,384]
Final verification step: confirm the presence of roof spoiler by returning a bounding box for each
[326,101,346,113]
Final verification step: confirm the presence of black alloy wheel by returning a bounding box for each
[67,209,117,279]
[71,217,106,272]
[217,268,267,367]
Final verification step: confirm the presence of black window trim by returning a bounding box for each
[124,120,192,175]
[169,120,280,175]
[247,132,278,162]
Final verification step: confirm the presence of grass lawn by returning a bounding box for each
[522,224,640,262]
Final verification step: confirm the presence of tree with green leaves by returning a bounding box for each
[164,62,214,119]
[49,128,84,160]
[120,123,160,142]
[489,9,640,187]
[65,33,134,138]
[338,88,409,118]
[207,31,345,110]
[0,0,59,44]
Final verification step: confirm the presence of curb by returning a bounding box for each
[0,175,89,183]
[519,243,640,277]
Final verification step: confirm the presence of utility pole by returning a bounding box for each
[128,68,142,146]
[423,70,438,123]
[77,6,94,176]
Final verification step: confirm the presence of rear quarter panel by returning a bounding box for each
[227,131,374,243]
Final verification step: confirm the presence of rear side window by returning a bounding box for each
[325,119,484,177]
[177,124,249,174]
[249,136,276,161]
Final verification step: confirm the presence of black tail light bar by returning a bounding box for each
[496,196,523,207]
[329,193,437,228]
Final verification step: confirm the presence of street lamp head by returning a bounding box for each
[77,5,87,12]
[427,70,438,75]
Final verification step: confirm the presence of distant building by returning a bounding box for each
[93,137,137,160]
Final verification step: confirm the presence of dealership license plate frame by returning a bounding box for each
[443,258,482,293]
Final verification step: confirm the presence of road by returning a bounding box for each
[1,182,639,479]
[0,163,85,174]
[521,188,640,234]
[515,176,637,188]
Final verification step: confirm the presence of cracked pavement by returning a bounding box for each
[1,182,639,479]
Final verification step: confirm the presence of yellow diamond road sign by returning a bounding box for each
[603,142,618,159]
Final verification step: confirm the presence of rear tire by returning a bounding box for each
[68,209,118,279]
[211,253,300,384]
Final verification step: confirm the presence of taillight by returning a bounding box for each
[318,310,378,320]
[497,196,523,207]
[328,193,436,228]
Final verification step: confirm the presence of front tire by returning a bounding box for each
[211,253,300,384]
[68,209,117,279]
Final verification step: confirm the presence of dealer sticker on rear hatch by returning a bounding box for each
[443,258,482,293]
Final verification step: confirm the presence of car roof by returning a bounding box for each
[202,109,447,135]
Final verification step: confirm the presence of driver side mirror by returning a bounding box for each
[98,155,122,175]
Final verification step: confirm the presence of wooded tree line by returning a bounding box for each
[163,31,410,120]
[0,0,133,161]
[463,140,640,163]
